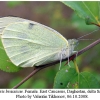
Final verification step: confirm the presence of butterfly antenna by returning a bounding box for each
[77,28,100,40]
[79,39,95,41]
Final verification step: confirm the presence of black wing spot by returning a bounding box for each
[60,82,63,85]
[28,23,34,29]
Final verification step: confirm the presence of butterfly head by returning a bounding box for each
[68,39,79,48]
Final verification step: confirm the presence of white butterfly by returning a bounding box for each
[0,17,78,68]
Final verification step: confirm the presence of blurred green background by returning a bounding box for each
[0,1,100,88]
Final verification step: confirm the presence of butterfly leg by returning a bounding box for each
[59,53,62,70]
[67,48,71,67]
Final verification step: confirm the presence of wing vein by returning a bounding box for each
[18,50,60,66]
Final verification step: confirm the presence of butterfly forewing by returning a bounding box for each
[0,17,27,34]
[1,22,68,67]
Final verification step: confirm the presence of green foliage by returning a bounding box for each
[63,1,100,26]
[31,79,47,88]
[9,77,47,88]
[9,77,32,88]
[53,66,77,88]
[35,2,69,30]
[0,39,22,72]
[71,12,97,31]
[54,66,100,88]
[7,1,25,8]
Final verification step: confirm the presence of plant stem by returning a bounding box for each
[73,59,79,74]
[73,59,80,88]
[13,67,44,89]
[13,38,100,89]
